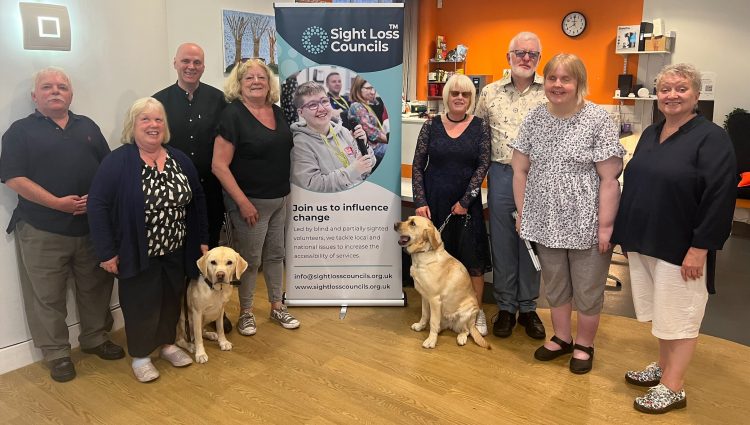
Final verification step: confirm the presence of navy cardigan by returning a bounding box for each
[87,143,208,279]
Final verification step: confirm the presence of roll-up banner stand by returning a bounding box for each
[275,3,405,307]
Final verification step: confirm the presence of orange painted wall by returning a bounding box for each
[416,1,644,105]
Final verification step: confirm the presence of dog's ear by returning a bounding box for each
[427,226,442,250]
[196,251,210,277]
[234,252,249,280]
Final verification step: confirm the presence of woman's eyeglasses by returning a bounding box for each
[300,98,331,111]
[450,91,472,98]
[510,50,540,60]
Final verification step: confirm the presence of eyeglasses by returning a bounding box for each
[510,50,540,60]
[300,98,331,111]
[362,86,375,91]
[450,91,472,98]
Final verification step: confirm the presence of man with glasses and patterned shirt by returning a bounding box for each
[474,31,547,340]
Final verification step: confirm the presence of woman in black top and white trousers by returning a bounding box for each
[613,64,736,414]
[212,59,299,336]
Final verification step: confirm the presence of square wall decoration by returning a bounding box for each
[19,2,71,51]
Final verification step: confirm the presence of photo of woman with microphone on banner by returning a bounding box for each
[288,69,377,193]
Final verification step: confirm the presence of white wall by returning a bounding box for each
[641,0,750,125]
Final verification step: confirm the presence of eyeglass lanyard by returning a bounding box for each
[362,103,386,135]
[319,124,350,168]
[331,95,349,110]
[437,213,471,233]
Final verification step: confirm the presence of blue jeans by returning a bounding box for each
[488,162,540,313]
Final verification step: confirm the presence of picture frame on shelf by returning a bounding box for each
[615,25,639,54]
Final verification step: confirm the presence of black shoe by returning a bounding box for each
[492,310,516,338]
[518,311,546,339]
[207,313,233,334]
[48,357,76,382]
[82,340,125,360]
[569,344,594,374]
[534,335,574,361]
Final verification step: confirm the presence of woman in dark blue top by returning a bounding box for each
[88,97,208,383]
[612,64,736,414]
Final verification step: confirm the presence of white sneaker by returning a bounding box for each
[475,310,488,336]
[270,306,300,329]
[237,311,257,336]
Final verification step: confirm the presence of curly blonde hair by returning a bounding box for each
[223,59,280,104]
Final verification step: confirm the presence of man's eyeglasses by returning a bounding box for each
[300,98,331,111]
[449,91,472,98]
[510,50,540,60]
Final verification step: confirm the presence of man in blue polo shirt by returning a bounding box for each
[0,67,124,383]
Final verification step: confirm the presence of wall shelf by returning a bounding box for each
[614,96,656,101]
[616,50,671,55]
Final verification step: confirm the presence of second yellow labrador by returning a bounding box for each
[395,216,490,349]
[175,246,248,363]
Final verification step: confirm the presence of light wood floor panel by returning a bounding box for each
[1,285,748,424]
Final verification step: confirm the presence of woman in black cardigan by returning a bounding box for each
[88,97,208,383]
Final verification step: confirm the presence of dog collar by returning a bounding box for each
[203,277,216,289]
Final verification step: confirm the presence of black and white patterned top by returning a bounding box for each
[510,102,625,249]
[142,152,193,257]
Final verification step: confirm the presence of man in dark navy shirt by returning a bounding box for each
[153,43,227,249]
[0,67,125,383]
[154,43,231,333]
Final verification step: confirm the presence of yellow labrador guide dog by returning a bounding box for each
[395,216,490,349]
[176,246,248,363]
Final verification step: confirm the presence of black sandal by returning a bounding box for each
[534,335,573,361]
[569,344,595,374]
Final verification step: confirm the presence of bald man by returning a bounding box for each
[153,43,227,248]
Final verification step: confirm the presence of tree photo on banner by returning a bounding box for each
[276,3,404,307]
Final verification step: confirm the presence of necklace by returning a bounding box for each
[139,147,163,168]
[445,113,467,123]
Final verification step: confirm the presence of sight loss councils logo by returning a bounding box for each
[302,26,329,54]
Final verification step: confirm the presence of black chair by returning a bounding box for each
[726,110,750,199]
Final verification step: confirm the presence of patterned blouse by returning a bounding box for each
[510,102,625,249]
[142,152,193,257]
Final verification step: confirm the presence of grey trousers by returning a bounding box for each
[488,162,541,313]
[224,194,287,310]
[14,221,114,361]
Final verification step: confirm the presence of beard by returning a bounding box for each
[511,64,535,79]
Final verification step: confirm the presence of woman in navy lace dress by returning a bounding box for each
[412,74,492,336]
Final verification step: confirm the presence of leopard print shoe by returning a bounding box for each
[634,383,686,414]
[625,362,663,387]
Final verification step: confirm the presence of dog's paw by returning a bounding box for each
[184,342,195,353]
[219,340,233,351]
[457,333,468,346]
[203,331,219,341]
[195,351,208,364]
[422,336,437,349]
[411,322,426,332]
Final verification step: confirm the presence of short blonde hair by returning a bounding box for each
[442,74,476,113]
[223,59,280,104]
[120,97,171,145]
[543,53,588,104]
[655,63,702,93]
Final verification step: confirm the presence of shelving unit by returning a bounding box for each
[426,60,465,109]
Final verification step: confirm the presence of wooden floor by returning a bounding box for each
[1,284,748,425]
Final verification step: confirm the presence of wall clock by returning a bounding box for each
[562,11,586,38]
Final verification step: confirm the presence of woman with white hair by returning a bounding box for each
[88,97,208,382]
[412,73,492,336]
[613,63,736,414]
